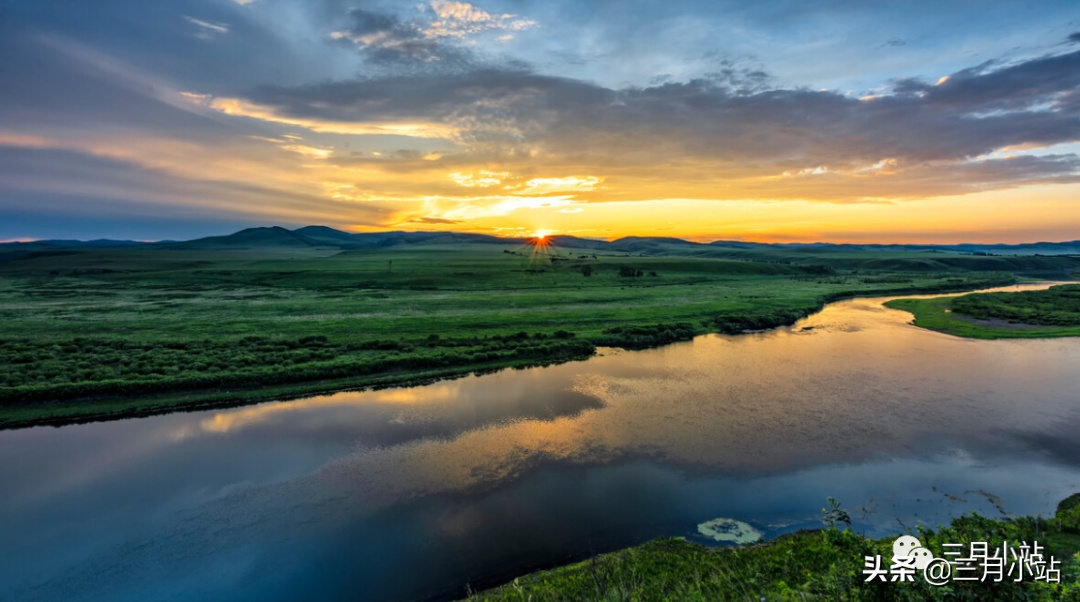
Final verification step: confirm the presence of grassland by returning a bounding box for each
[465,499,1080,602]
[885,284,1080,339]
[0,240,1048,428]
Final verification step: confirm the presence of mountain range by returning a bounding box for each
[3,225,1080,256]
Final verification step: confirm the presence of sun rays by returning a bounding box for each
[521,232,562,269]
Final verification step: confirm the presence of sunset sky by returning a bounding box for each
[2,0,1080,243]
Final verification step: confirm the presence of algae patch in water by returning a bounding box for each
[696,518,762,544]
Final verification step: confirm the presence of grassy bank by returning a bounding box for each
[0,353,592,429]
[886,284,1080,339]
[0,243,1021,428]
[465,499,1080,601]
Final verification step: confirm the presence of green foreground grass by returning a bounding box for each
[466,499,1080,602]
[0,243,1031,427]
[885,284,1080,339]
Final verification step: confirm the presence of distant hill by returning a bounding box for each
[163,226,321,249]
[0,239,151,249]
[4,225,1080,256]
[0,239,160,266]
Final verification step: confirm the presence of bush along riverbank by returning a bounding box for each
[464,497,1080,602]
[0,333,596,405]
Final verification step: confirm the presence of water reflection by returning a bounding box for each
[188,380,602,444]
[271,284,1080,503]
[2,284,1079,602]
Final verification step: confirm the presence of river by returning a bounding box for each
[2,284,1079,601]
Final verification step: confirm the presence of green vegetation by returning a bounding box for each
[951,285,1080,326]
[0,241,1039,428]
[1059,494,1080,533]
[885,284,1080,339]
[465,499,1080,602]
[0,334,594,405]
[675,246,1080,277]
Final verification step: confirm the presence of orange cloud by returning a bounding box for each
[423,1,536,39]
[190,95,458,139]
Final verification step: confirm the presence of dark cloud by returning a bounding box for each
[918,51,1080,112]
[330,7,476,72]
[345,8,400,37]
[891,77,931,95]
[1069,32,1080,44]
[334,9,442,63]
[247,67,603,142]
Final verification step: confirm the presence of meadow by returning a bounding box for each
[0,239,1056,427]
[885,284,1080,339]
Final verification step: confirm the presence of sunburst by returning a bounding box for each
[522,232,560,268]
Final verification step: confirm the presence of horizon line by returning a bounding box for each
[3,226,1080,248]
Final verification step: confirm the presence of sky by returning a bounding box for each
[2,0,1080,243]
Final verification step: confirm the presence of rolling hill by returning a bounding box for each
[3,226,1080,276]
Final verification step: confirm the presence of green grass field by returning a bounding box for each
[466,499,1080,602]
[885,284,1080,339]
[0,241,1048,427]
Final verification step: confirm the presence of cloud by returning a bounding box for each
[910,51,1080,114]
[241,68,605,143]
[187,94,458,138]
[422,1,536,39]
[331,9,439,62]
[410,216,459,224]
[737,154,1080,201]
[6,1,1080,240]
[327,3,535,71]
[329,6,508,69]
[184,16,229,40]
[1069,32,1080,44]
[0,146,391,228]
[226,47,1080,202]
[448,170,507,187]
[279,144,331,158]
[518,177,601,195]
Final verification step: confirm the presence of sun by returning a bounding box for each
[522,230,558,267]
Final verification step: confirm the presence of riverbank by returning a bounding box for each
[886,284,1080,339]
[465,499,1080,601]
[0,268,1018,429]
[0,353,590,429]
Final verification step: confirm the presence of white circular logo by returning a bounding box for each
[892,535,922,559]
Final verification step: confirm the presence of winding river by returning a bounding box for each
[2,284,1079,602]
